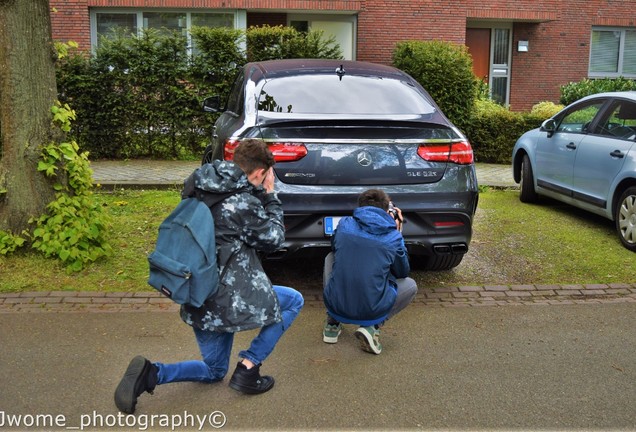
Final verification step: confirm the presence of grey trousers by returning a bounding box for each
[323,252,418,325]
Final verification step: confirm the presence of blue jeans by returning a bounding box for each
[155,285,303,384]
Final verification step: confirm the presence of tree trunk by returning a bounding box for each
[0,0,61,234]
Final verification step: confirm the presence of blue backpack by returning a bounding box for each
[147,197,219,307]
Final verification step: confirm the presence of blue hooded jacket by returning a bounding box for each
[323,206,410,326]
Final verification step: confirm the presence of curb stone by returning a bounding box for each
[1,284,635,313]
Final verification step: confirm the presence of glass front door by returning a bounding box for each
[466,25,511,106]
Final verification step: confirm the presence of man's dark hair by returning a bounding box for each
[234,139,275,174]
[358,189,390,211]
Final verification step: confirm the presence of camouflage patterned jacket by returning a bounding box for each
[179,161,284,333]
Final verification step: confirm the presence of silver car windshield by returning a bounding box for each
[258,75,436,115]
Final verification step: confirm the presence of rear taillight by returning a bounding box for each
[223,140,307,162]
[268,143,308,162]
[223,139,240,160]
[417,141,474,165]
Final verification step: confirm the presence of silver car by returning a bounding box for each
[512,91,636,251]
[203,59,479,270]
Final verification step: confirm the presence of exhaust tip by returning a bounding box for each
[451,243,468,254]
[433,245,452,255]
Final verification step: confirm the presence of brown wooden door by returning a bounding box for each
[466,28,490,82]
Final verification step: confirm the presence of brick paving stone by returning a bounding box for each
[480,291,507,298]
[1,293,21,298]
[4,298,32,304]
[133,292,162,298]
[458,285,483,292]
[19,291,50,297]
[561,284,584,290]
[425,292,453,300]
[92,297,125,304]
[535,284,561,291]
[148,297,175,304]
[485,285,511,292]
[453,291,480,298]
[105,292,134,297]
[50,291,77,297]
[579,289,606,296]
[608,283,633,289]
[77,291,106,297]
[64,297,92,304]
[505,291,532,297]
[606,288,632,295]
[121,298,150,304]
[43,297,65,304]
[510,284,536,291]
[584,284,609,290]
[557,289,581,296]
[444,302,471,308]
[429,287,458,293]
[532,290,556,296]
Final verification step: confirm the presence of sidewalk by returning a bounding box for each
[90,160,518,189]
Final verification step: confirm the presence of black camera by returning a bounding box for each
[388,201,400,221]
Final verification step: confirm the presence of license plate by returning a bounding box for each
[324,217,342,236]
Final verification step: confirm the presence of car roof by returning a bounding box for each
[579,91,636,102]
[248,59,408,80]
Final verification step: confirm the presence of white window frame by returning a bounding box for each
[287,13,357,60]
[589,26,636,78]
[90,9,246,53]
[466,21,512,106]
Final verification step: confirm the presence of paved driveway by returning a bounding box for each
[1,303,635,430]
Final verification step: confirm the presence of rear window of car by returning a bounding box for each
[257,75,436,115]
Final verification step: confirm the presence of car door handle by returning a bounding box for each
[610,149,625,158]
[566,142,577,150]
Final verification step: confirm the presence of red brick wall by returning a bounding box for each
[50,0,91,49]
[49,0,636,111]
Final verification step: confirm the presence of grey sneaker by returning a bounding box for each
[355,326,382,354]
[323,322,342,343]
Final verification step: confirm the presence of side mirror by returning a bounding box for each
[540,118,557,137]
[202,96,221,113]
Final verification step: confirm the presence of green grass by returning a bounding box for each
[0,188,634,293]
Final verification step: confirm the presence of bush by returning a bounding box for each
[246,25,342,61]
[530,101,564,118]
[57,29,207,159]
[56,26,342,160]
[463,99,545,164]
[560,77,636,105]
[392,40,477,130]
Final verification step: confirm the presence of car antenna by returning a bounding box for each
[335,64,345,81]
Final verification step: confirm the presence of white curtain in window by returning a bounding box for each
[590,30,620,73]
[624,30,636,75]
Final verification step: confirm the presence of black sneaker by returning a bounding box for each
[228,362,275,395]
[114,356,158,414]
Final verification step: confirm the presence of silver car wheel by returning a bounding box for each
[617,187,636,251]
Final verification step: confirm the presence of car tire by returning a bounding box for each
[202,145,214,165]
[519,154,539,203]
[615,186,636,252]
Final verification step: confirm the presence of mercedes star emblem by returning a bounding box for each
[357,151,372,167]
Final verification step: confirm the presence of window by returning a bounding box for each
[91,9,239,51]
[257,75,435,115]
[556,101,604,134]
[590,28,636,78]
[596,100,636,140]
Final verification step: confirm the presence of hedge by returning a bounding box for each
[55,26,342,160]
